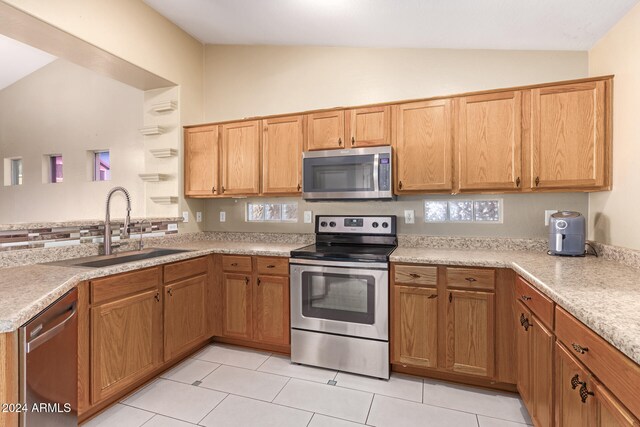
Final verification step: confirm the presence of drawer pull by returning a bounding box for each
[579,383,594,403]
[428,294,438,299]
[231,262,238,266]
[167,288,173,297]
[257,278,261,286]
[245,277,250,285]
[521,295,532,301]
[572,343,589,354]
[465,277,477,282]
[409,273,421,278]
[571,374,583,390]
[154,292,160,302]
[266,264,276,269]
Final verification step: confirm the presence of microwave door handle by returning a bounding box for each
[373,153,380,192]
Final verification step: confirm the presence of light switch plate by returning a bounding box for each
[545,210,558,226]
[404,210,415,224]
[304,211,313,223]
[219,211,226,222]
[182,211,189,223]
[196,212,202,222]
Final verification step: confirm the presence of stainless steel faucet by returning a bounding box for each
[104,187,131,255]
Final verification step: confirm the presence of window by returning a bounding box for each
[247,202,298,222]
[10,158,22,186]
[49,155,63,183]
[94,151,110,181]
[424,199,502,223]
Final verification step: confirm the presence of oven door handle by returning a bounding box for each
[289,258,389,270]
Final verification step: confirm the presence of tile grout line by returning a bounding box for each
[254,354,272,371]
[196,392,230,425]
[270,376,293,403]
[118,401,201,426]
[364,392,376,426]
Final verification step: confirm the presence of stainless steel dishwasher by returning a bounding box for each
[19,288,78,427]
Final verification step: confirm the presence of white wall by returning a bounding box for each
[203,45,588,122]
[588,2,640,250]
[0,59,145,223]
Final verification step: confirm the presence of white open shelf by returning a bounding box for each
[150,196,178,205]
[139,173,169,182]
[149,148,178,158]
[139,125,165,136]
[151,100,177,113]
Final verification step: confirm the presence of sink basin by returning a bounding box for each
[46,248,192,268]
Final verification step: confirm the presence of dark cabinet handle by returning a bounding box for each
[579,383,594,403]
[516,177,521,187]
[231,262,238,266]
[409,273,421,278]
[428,294,438,299]
[245,277,249,285]
[267,265,276,269]
[257,278,261,286]
[338,137,343,146]
[535,177,540,187]
[521,295,532,301]
[221,186,226,193]
[297,184,301,192]
[572,343,589,354]
[167,288,173,297]
[351,136,355,146]
[465,277,477,282]
[154,292,160,302]
[398,180,403,190]
[449,293,452,303]
[571,374,582,390]
[520,313,531,331]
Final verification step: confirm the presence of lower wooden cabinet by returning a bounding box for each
[90,288,162,403]
[445,289,495,377]
[163,274,208,361]
[220,255,290,348]
[516,300,532,406]
[222,273,252,340]
[555,342,595,427]
[392,285,439,368]
[530,315,554,427]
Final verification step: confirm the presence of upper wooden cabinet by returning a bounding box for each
[262,115,303,194]
[457,91,522,191]
[530,80,609,190]
[220,120,261,195]
[184,125,219,196]
[306,110,345,150]
[346,106,391,148]
[393,100,453,192]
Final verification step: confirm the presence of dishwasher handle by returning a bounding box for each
[26,301,77,353]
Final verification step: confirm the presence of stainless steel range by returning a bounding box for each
[290,215,397,379]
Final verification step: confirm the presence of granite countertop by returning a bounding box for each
[1,240,639,367]
[391,248,640,366]
[0,241,302,334]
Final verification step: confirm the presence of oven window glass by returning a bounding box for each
[301,271,375,324]
[304,155,375,193]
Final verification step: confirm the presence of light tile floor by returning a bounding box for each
[84,343,533,427]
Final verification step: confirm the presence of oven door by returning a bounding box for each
[290,259,388,341]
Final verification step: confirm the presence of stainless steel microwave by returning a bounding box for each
[302,146,393,201]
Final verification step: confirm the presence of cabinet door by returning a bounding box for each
[392,285,439,368]
[555,342,596,427]
[220,121,261,195]
[531,315,554,427]
[593,379,639,427]
[262,116,303,194]
[531,81,607,189]
[347,106,390,147]
[457,91,522,191]
[393,100,453,192]
[515,300,532,406]
[253,275,290,346]
[445,290,495,377]
[222,273,252,340]
[306,110,345,150]
[164,274,207,361]
[91,289,162,403]
[184,125,219,196]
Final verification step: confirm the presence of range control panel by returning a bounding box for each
[316,215,396,235]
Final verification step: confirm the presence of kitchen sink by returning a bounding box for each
[45,248,192,268]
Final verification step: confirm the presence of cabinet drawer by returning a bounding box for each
[446,267,495,291]
[515,276,554,328]
[164,256,208,283]
[222,255,252,272]
[556,306,640,419]
[393,265,437,287]
[91,267,160,304]
[256,257,289,276]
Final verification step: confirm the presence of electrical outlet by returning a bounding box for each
[182,211,189,223]
[167,223,178,231]
[196,212,202,223]
[404,210,415,224]
[545,210,558,226]
[304,211,313,223]
[219,211,226,222]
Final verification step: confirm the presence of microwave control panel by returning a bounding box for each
[378,154,391,192]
